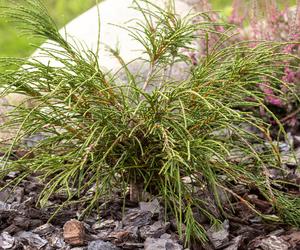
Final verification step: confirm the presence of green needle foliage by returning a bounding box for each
[0,0,299,245]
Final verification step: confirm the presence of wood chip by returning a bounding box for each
[63,219,86,246]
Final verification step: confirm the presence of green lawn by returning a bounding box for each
[0,0,95,59]
[0,0,296,60]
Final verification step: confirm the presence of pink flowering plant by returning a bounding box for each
[194,0,300,129]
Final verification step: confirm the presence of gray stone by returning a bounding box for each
[140,221,170,239]
[32,223,56,236]
[0,189,11,203]
[0,201,14,211]
[23,133,47,148]
[223,236,244,250]
[92,219,117,230]
[95,230,111,240]
[7,171,19,178]
[160,233,172,239]
[278,142,290,152]
[0,232,15,249]
[87,240,120,250]
[144,237,183,250]
[139,199,161,215]
[123,209,152,227]
[47,232,67,249]
[259,236,290,250]
[207,220,230,249]
[13,187,24,203]
[108,226,139,243]
[16,231,48,249]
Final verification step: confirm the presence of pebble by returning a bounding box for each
[87,240,120,250]
[253,235,290,250]
[207,220,230,249]
[32,223,56,235]
[139,198,161,215]
[92,219,117,230]
[140,221,170,239]
[223,235,244,250]
[0,232,15,249]
[16,231,48,249]
[123,208,152,227]
[144,237,183,250]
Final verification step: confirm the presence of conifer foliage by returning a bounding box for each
[0,0,299,244]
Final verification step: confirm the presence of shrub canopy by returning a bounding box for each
[0,0,299,244]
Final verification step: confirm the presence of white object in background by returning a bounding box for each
[31,0,194,72]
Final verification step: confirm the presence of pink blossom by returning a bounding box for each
[259,82,284,107]
[282,67,297,83]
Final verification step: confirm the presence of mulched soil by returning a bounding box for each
[0,136,299,250]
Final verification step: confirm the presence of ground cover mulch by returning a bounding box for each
[0,132,299,250]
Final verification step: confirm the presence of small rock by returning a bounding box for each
[87,240,120,250]
[278,142,290,152]
[14,187,24,203]
[144,237,183,250]
[123,209,152,227]
[108,226,139,244]
[139,199,161,215]
[269,229,285,236]
[82,222,92,232]
[23,133,46,148]
[32,223,56,235]
[223,236,244,250]
[16,231,48,249]
[207,220,230,249]
[252,235,290,250]
[95,230,111,240]
[231,184,249,196]
[29,219,44,229]
[0,232,15,249]
[140,221,170,239]
[7,171,19,178]
[160,233,172,239]
[0,201,13,211]
[3,224,21,234]
[124,226,139,241]
[47,232,67,249]
[12,216,30,229]
[0,189,11,203]
[259,236,290,250]
[282,231,300,249]
[182,175,197,184]
[63,219,86,246]
[92,219,117,230]
[108,231,130,243]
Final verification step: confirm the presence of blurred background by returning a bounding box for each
[0,0,296,60]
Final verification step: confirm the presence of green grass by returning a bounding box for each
[0,0,95,59]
